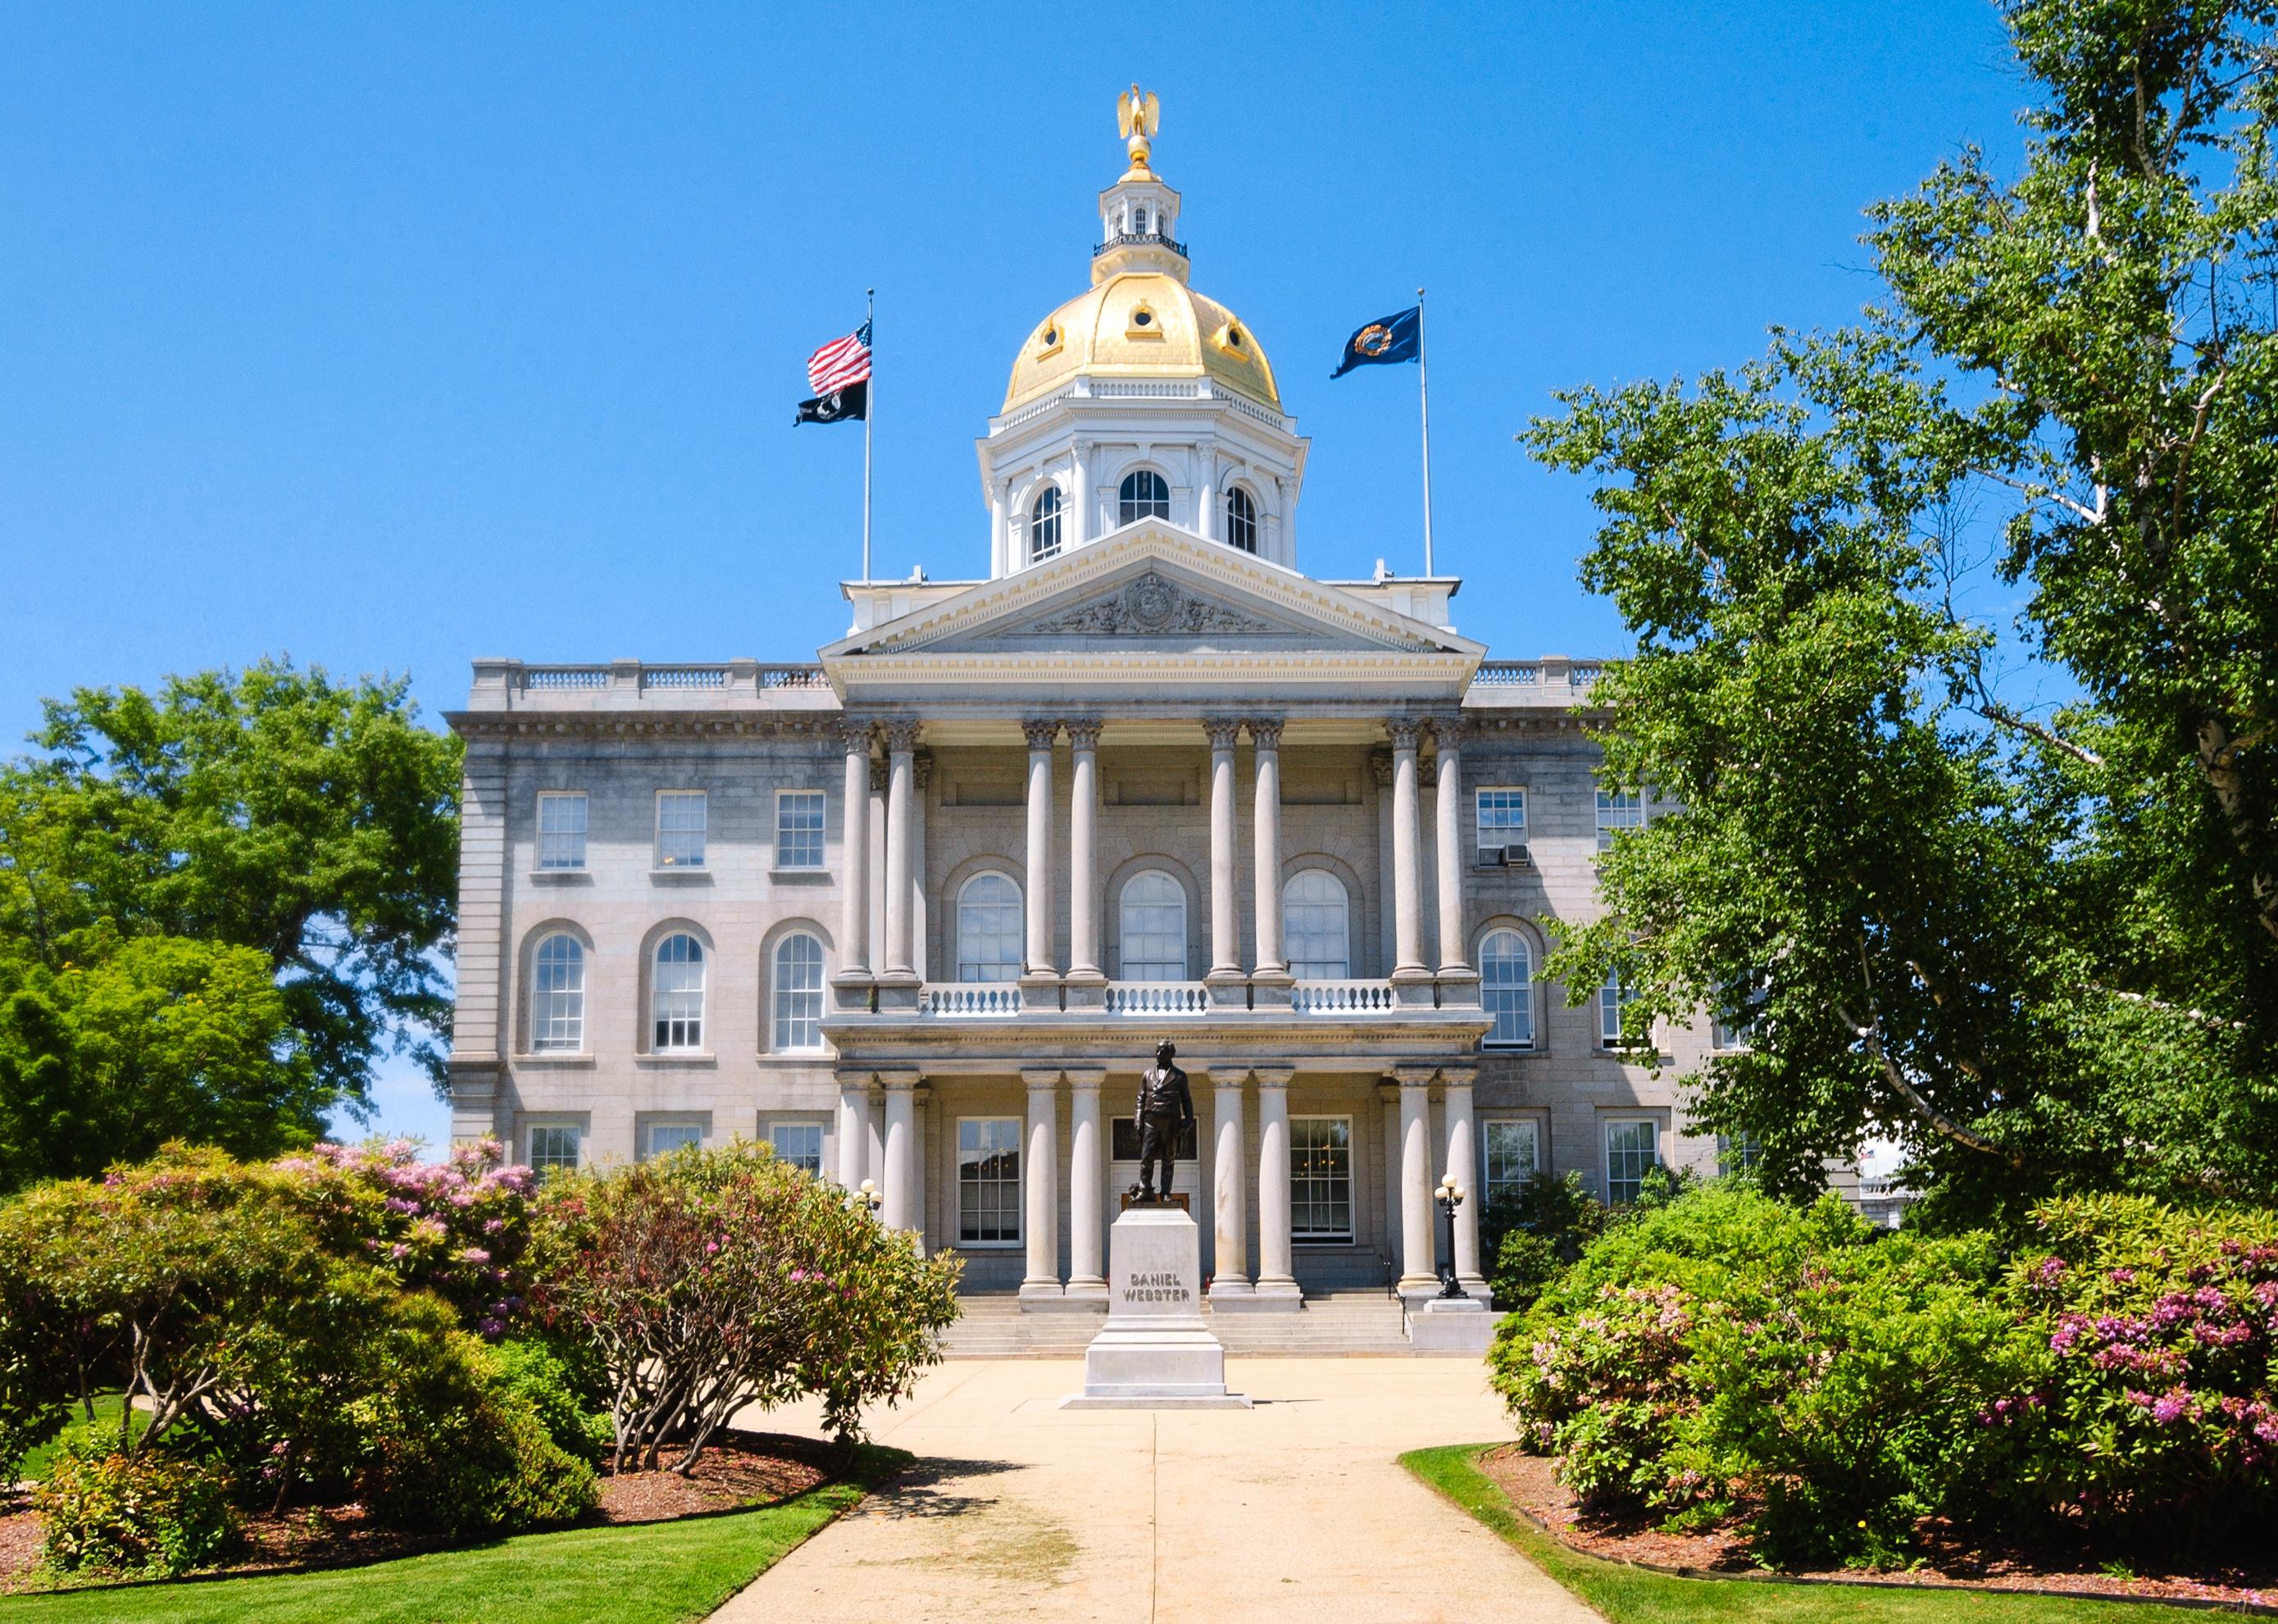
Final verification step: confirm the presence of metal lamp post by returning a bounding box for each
[854,1177,883,1217]
[1433,1174,1469,1299]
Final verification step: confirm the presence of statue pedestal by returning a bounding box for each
[1061,1206,1249,1410]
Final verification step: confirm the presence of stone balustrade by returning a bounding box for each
[1289,979,1397,1015]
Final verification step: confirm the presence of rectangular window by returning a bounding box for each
[957,1117,1021,1244]
[656,790,707,868]
[770,1121,825,1176]
[1716,1132,1762,1177]
[1604,1118,1659,1205]
[1596,789,1644,853]
[1289,1116,1353,1242]
[1482,1119,1539,1207]
[643,1121,704,1161]
[527,1124,581,1177]
[1600,971,1641,1049]
[1475,787,1528,844]
[537,792,588,871]
[775,789,825,870]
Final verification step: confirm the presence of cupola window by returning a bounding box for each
[1224,486,1257,553]
[1118,470,1170,525]
[1134,205,1151,234]
[1030,486,1062,562]
[1131,307,1154,327]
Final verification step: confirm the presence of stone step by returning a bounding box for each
[937,1290,1419,1358]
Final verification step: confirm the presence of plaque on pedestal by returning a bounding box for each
[1061,1205,1250,1410]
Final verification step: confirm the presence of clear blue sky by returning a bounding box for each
[0,2,2027,1145]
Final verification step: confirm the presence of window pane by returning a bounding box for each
[1289,1117,1353,1240]
[1601,971,1639,1047]
[1475,788,1527,840]
[1716,1132,1762,1176]
[1284,870,1349,979]
[1118,470,1169,525]
[531,935,585,1052]
[1224,487,1257,552]
[1030,488,1062,562]
[1605,1119,1659,1204]
[1596,790,1644,853]
[653,933,706,1050]
[1483,1120,1539,1203]
[538,794,588,870]
[1118,871,1187,980]
[776,790,825,869]
[528,1125,580,1176]
[772,933,825,1050]
[1480,930,1532,1047]
[644,1121,703,1160]
[771,1122,825,1176]
[657,790,707,867]
[957,1118,1022,1243]
[957,873,1024,981]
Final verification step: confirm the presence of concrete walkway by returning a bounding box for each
[712,1358,1598,1624]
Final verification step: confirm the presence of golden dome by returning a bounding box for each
[1003,271,1283,415]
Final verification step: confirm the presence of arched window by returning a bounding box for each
[652,933,706,1051]
[1224,486,1257,553]
[957,873,1024,982]
[1118,470,1170,525]
[1134,205,1151,234]
[1029,487,1062,563]
[772,933,825,1052]
[1118,870,1187,980]
[1283,870,1350,979]
[531,934,584,1052]
[1480,930,1533,1047]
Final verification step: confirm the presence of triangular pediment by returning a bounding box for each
[826,523,1473,662]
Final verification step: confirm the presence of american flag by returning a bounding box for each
[807,322,872,394]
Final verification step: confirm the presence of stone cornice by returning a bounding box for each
[447,712,842,743]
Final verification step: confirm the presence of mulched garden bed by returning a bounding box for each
[0,1430,846,1594]
[1480,1444,2278,1613]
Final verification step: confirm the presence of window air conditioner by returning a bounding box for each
[1501,844,1534,868]
[1475,846,1506,868]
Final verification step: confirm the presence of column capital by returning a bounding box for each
[1202,716,1245,750]
[1019,1066,1064,1092]
[834,1067,880,1094]
[869,757,889,793]
[1369,748,1394,786]
[1428,714,1469,748]
[1062,716,1104,752]
[1021,717,1062,751]
[912,749,935,790]
[834,717,876,752]
[1385,717,1426,752]
[1436,1063,1480,1091]
[1073,436,1097,457]
[1249,1065,1295,1091]
[1061,1065,1107,1090]
[875,1067,921,1094]
[1244,716,1285,750]
[1392,1062,1438,1089]
[1376,1080,1402,1106]
[883,717,924,753]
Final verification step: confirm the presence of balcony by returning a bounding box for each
[910,978,1408,1017]
[1289,980,1398,1015]
[1103,981,1209,1016]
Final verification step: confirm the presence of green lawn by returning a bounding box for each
[0,1443,908,1624]
[1401,1445,2215,1624]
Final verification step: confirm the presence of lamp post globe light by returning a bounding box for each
[855,1178,883,1217]
[1433,1174,1469,1299]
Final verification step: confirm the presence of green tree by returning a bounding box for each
[1526,0,2278,1221]
[0,661,459,1180]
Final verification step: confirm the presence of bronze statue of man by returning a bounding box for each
[1134,1039,1196,1203]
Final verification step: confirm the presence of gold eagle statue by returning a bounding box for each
[1117,84,1161,169]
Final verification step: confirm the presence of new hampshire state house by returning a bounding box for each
[445,100,1729,1349]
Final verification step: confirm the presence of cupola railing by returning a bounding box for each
[1093,230,1188,260]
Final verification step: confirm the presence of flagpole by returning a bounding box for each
[1416,286,1435,578]
[862,288,875,584]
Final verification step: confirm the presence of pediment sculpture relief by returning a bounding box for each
[1024,572,1277,636]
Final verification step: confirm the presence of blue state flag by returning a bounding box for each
[1331,307,1421,378]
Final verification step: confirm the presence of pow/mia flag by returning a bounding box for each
[794,379,867,425]
[1330,307,1421,378]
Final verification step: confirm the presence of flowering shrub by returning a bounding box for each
[532,1140,962,1469]
[1998,1194,2278,1544]
[34,1440,236,1576]
[274,1137,536,1335]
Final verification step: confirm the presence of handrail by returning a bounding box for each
[1103,981,1209,1015]
[1093,230,1189,259]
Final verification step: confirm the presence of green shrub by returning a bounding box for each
[1488,1230,1562,1311]
[34,1440,237,1576]
[489,1336,613,1465]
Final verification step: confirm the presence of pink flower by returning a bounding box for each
[2151,1390,2191,1425]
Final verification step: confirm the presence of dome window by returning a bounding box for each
[1225,486,1258,553]
[1227,327,1243,348]
[1119,471,1170,525]
[1030,487,1063,563]
[1132,307,1154,327]
[1035,322,1062,358]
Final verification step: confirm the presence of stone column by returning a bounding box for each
[1379,1082,1405,1268]
[1388,720,1429,982]
[1197,442,1218,543]
[1065,1067,1107,1299]
[881,1075,916,1234]
[1021,720,1060,985]
[1203,718,1244,999]
[989,478,1009,576]
[881,720,921,983]
[1394,1065,1438,1297]
[1209,1070,1252,1299]
[1020,1069,1062,1302]
[1064,719,1104,995]
[1440,1066,1487,1299]
[1248,717,1289,996]
[836,1072,871,1189]
[1433,718,1470,975]
[910,751,933,981]
[1072,440,1094,548]
[1253,1067,1300,1303]
[835,721,873,987]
